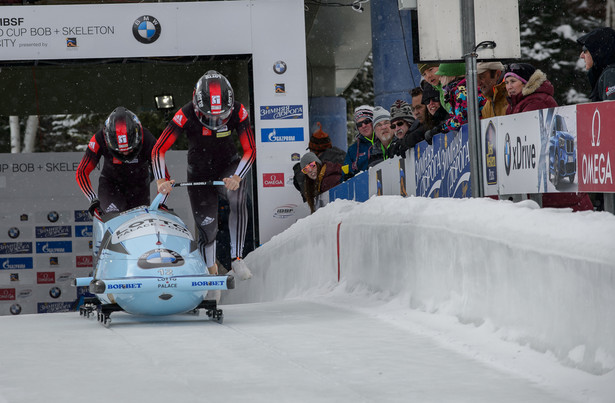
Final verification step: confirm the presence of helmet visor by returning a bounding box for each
[194,104,233,130]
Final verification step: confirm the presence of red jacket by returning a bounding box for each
[506,70,558,114]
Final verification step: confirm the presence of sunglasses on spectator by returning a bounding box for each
[301,161,317,174]
[356,119,372,128]
[390,121,406,129]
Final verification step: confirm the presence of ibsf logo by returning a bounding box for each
[263,173,284,188]
[273,204,296,218]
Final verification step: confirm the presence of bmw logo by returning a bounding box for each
[10,304,22,315]
[8,227,19,239]
[273,60,287,75]
[47,211,59,223]
[504,132,511,176]
[49,287,62,299]
[132,15,161,44]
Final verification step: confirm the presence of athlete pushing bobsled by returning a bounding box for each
[152,70,256,301]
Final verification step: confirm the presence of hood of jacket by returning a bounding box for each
[520,69,552,97]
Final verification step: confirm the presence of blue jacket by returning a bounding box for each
[343,134,375,178]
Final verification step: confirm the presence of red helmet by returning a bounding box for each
[192,70,234,130]
[103,107,143,163]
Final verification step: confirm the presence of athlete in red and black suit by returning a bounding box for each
[76,107,167,215]
[152,71,256,280]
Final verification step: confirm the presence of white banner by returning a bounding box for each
[1,0,310,246]
[0,2,251,60]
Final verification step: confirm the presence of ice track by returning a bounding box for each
[0,297,582,403]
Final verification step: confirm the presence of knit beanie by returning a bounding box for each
[435,63,466,77]
[372,106,391,126]
[503,63,536,84]
[308,122,332,152]
[353,105,374,123]
[389,100,414,123]
[300,152,321,169]
[418,63,439,75]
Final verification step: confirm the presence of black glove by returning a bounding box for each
[424,126,443,145]
[88,199,103,217]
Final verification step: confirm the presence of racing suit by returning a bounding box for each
[76,128,161,212]
[152,101,256,267]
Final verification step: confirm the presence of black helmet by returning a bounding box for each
[192,70,234,130]
[103,107,143,163]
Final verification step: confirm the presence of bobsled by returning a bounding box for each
[72,192,234,326]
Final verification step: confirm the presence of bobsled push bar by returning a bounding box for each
[172,180,225,187]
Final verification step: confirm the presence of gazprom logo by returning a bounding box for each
[75,225,93,238]
[36,241,72,254]
[261,127,304,143]
[0,257,33,270]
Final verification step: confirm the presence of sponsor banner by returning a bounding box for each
[414,134,443,198]
[0,257,34,270]
[36,241,72,254]
[412,128,472,198]
[37,301,73,313]
[0,242,32,255]
[76,255,93,268]
[273,204,297,219]
[0,288,16,301]
[0,2,252,61]
[74,210,92,222]
[262,173,284,188]
[577,102,615,192]
[35,225,72,238]
[260,127,304,143]
[482,118,500,196]
[259,105,304,120]
[37,272,56,284]
[75,225,93,238]
[440,128,471,198]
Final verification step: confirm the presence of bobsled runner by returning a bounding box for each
[72,191,234,327]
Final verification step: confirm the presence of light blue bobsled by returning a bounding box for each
[72,192,233,326]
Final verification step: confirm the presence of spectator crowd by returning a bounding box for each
[295,26,615,213]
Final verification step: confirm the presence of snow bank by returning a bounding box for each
[227,196,615,375]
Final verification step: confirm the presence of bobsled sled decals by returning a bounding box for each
[138,249,185,269]
[112,215,193,244]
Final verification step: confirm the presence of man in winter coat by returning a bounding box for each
[342,105,376,179]
[477,61,508,118]
[576,27,615,102]
[576,27,615,212]
[368,106,399,165]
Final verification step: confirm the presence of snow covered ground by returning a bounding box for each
[1,196,614,403]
